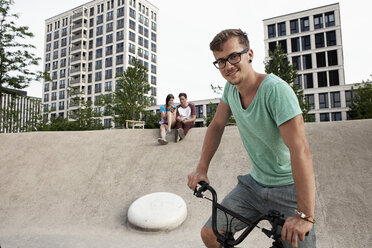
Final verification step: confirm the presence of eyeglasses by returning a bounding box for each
[213,48,249,69]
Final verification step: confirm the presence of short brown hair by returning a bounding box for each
[210,29,250,52]
[178,93,187,98]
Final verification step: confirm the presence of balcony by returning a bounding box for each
[71,44,87,52]
[71,55,86,64]
[72,22,87,30]
[72,33,87,41]
[70,77,86,85]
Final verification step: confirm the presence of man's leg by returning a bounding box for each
[266,184,317,248]
[183,122,194,135]
[202,176,263,247]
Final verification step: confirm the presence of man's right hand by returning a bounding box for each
[187,169,209,190]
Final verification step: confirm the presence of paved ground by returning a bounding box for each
[0,119,371,248]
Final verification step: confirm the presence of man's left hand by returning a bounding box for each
[281,216,313,248]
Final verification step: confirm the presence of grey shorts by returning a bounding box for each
[205,174,316,248]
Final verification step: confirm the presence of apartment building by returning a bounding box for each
[263,3,357,122]
[43,0,158,128]
[1,89,42,133]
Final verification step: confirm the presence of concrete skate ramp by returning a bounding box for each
[0,119,371,247]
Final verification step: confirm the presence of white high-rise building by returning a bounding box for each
[263,3,356,122]
[43,0,158,128]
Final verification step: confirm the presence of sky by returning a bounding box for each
[11,0,372,102]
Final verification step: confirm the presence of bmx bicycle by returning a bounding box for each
[194,181,307,248]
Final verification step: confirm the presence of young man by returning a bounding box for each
[175,93,196,142]
[187,29,316,248]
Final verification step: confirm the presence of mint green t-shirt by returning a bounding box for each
[222,74,302,186]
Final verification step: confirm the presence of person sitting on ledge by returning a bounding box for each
[175,93,196,142]
[158,94,177,145]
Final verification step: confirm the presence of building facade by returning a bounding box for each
[1,89,42,133]
[43,0,158,128]
[263,3,356,122]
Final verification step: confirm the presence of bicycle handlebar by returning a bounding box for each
[194,181,300,248]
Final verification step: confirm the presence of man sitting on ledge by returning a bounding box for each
[175,93,196,142]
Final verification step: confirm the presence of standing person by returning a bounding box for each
[187,29,316,248]
[175,93,196,142]
[158,94,177,145]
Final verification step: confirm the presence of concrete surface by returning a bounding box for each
[0,119,371,248]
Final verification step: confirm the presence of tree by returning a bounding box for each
[349,77,372,120]
[204,84,236,127]
[264,45,314,122]
[67,86,104,130]
[102,59,153,128]
[0,0,41,127]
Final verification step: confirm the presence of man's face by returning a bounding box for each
[179,96,187,107]
[213,37,251,86]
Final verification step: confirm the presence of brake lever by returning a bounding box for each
[193,181,208,198]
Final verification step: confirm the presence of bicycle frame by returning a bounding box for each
[194,181,286,248]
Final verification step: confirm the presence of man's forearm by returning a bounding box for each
[198,122,225,170]
[291,148,316,217]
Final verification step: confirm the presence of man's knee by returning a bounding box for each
[201,226,219,248]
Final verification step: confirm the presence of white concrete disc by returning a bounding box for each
[128,192,187,231]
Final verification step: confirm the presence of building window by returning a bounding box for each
[195,105,203,118]
[105,57,112,67]
[96,37,103,47]
[59,101,65,110]
[317,71,327,87]
[326,30,336,46]
[95,72,102,81]
[277,22,286,36]
[301,35,311,50]
[129,20,136,30]
[106,10,114,21]
[304,73,313,89]
[329,70,339,86]
[331,112,342,121]
[151,64,157,74]
[97,15,103,25]
[95,83,102,93]
[290,19,298,34]
[268,24,276,38]
[292,56,301,70]
[151,75,156,85]
[105,69,112,79]
[345,90,354,107]
[106,34,113,44]
[129,31,135,42]
[116,55,123,65]
[316,52,326,67]
[320,113,330,122]
[105,81,112,91]
[327,50,338,66]
[305,94,315,110]
[294,74,302,89]
[95,60,102,70]
[300,17,310,32]
[96,48,103,58]
[269,42,276,53]
[118,7,124,17]
[117,18,124,29]
[319,93,329,109]
[116,42,124,52]
[313,14,323,29]
[291,38,300,52]
[106,45,113,56]
[104,118,112,128]
[59,90,65,99]
[330,91,341,108]
[278,40,287,53]
[302,54,312,69]
[325,11,335,27]
[315,33,325,48]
